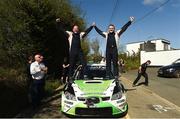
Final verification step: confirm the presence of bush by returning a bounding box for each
[45,79,60,96]
[0,0,86,117]
[118,53,140,71]
[0,67,28,117]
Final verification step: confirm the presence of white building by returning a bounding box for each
[141,50,180,66]
[126,38,171,56]
[126,41,144,56]
[126,38,180,66]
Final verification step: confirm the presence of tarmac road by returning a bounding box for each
[122,67,180,106]
[16,68,180,118]
[121,67,180,118]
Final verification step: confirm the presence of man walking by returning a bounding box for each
[93,17,135,80]
[132,60,151,87]
[56,18,93,80]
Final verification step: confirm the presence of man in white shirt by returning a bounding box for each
[30,55,47,80]
[30,54,48,108]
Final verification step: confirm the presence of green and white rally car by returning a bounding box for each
[61,64,128,117]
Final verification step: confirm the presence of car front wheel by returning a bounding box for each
[174,71,180,78]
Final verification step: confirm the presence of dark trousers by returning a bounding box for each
[133,72,148,85]
[69,51,86,78]
[62,67,69,83]
[106,48,119,77]
[31,79,45,108]
[27,76,33,103]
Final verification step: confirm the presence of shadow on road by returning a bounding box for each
[15,87,64,118]
[137,82,148,86]
[124,88,136,92]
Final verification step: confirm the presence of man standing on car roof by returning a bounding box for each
[93,17,135,80]
[56,18,93,81]
[132,60,151,87]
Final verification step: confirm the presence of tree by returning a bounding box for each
[81,39,90,60]
[118,44,126,54]
[0,0,86,74]
[90,38,102,63]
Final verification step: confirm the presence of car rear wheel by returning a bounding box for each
[175,71,180,78]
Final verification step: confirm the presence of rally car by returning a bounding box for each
[61,64,128,117]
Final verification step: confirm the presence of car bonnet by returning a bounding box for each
[74,80,114,97]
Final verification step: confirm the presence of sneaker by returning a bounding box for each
[115,76,119,81]
[132,84,136,87]
[144,84,149,86]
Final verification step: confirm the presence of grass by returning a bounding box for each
[0,66,62,117]
[45,78,61,97]
[118,53,140,71]
[0,67,28,117]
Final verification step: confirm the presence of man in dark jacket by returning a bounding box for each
[93,17,135,80]
[132,60,151,87]
[56,18,93,80]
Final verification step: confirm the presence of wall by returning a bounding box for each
[126,42,143,56]
[141,50,180,66]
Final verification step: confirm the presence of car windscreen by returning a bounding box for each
[83,66,109,80]
[173,59,180,65]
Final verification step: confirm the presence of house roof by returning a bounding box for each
[126,41,145,45]
[126,38,170,45]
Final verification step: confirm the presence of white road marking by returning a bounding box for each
[152,104,168,113]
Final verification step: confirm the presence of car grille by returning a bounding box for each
[75,107,112,116]
[158,69,163,74]
[78,97,100,103]
[86,97,100,104]
[101,96,110,101]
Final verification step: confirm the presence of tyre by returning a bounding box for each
[174,70,180,78]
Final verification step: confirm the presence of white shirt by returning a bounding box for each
[100,60,106,64]
[102,31,121,49]
[66,31,86,51]
[30,61,46,80]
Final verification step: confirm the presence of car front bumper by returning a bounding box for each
[61,97,128,117]
[158,69,176,77]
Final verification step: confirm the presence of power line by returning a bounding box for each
[134,0,171,24]
[108,0,119,24]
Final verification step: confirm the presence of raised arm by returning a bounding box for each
[117,16,135,36]
[81,25,93,38]
[93,23,106,38]
[56,18,69,37]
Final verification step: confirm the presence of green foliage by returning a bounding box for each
[0,0,86,68]
[0,0,87,117]
[0,67,28,117]
[118,52,140,71]
[91,39,100,54]
[81,39,90,60]
[45,79,60,96]
[89,39,102,63]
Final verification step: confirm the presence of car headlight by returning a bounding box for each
[111,92,122,100]
[166,68,175,72]
[64,91,76,101]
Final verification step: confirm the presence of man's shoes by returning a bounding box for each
[144,84,149,86]
[132,84,136,87]
[115,76,119,81]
